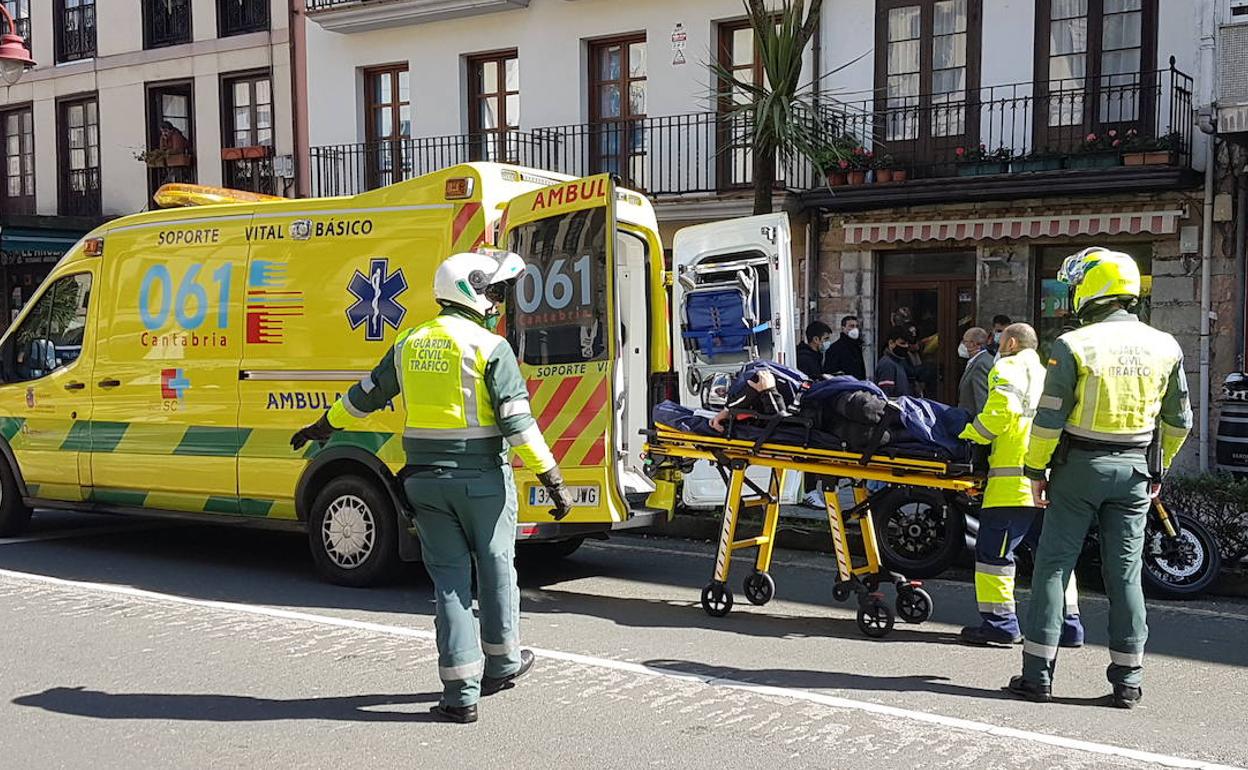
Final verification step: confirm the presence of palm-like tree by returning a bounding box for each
[713,0,824,215]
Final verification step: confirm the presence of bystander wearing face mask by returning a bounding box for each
[847,328,860,341]
[820,337,833,353]
[957,342,971,359]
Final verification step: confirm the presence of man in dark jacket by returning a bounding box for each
[824,315,866,380]
[873,326,915,397]
[796,320,833,381]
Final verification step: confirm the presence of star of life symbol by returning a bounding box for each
[347,258,408,341]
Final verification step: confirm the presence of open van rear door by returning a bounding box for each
[671,213,801,509]
[499,174,633,525]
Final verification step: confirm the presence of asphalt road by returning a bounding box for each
[1,510,1245,769]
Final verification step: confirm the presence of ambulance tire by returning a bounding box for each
[308,476,401,588]
[0,456,32,538]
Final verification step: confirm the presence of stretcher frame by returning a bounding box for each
[644,424,981,637]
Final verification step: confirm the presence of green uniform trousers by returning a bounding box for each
[1022,449,1151,687]
[404,465,523,707]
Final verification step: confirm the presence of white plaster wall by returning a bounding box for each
[0,1,295,218]
[305,0,811,145]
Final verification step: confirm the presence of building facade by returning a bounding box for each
[0,0,295,328]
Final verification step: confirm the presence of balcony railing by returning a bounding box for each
[814,63,1192,182]
[309,132,547,197]
[59,169,101,217]
[307,64,1193,199]
[144,0,193,48]
[56,3,96,63]
[218,0,269,37]
[12,15,30,53]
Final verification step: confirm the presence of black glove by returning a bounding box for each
[538,467,575,521]
[290,414,337,451]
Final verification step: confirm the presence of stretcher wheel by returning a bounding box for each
[832,583,852,602]
[896,586,933,624]
[743,572,775,606]
[856,599,895,638]
[701,582,734,617]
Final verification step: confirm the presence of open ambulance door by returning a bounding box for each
[670,213,802,509]
[499,174,644,527]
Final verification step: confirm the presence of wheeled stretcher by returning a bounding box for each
[644,424,982,638]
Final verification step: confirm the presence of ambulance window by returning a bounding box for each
[2,272,92,383]
[506,207,608,365]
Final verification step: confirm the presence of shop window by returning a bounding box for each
[1035,243,1152,359]
[1,272,92,384]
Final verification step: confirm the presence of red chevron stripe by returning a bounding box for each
[537,377,582,429]
[451,202,481,245]
[578,439,606,467]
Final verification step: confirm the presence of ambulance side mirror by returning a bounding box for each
[27,338,57,374]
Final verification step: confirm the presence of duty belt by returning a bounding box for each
[1064,436,1148,456]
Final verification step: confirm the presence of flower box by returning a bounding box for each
[1123,150,1176,167]
[1012,157,1063,173]
[957,161,1009,177]
[1065,152,1121,170]
[221,145,273,161]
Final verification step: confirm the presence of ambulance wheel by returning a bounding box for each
[308,476,401,588]
[895,586,933,624]
[0,456,32,538]
[701,582,733,617]
[856,599,895,638]
[743,572,775,606]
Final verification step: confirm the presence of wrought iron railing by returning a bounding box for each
[144,0,193,48]
[224,158,275,195]
[218,0,269,37]
[56,2,96,63]
[59,168,101,216]
[812,62,1193,182]
[306,63,1193,198]
[12,15,30,53]
[309,132,547,197]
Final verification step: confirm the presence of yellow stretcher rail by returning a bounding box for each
[644,424,982,638]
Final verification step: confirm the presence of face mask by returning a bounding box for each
[820,338,833,353]
[484,311,501,332]
[957,342,970,359]
[994,331,1003,343]
[847,328,860,341]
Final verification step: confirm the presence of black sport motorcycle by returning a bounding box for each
[868,487,1223,599]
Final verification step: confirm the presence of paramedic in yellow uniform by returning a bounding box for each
[292,250,574,724]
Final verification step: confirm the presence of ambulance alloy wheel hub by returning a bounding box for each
[323,494,376,569]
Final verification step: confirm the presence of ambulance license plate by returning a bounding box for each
[529,484,600,508]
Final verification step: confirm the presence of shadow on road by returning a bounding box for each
[523,587,965,645]
[641,659,1112,707]
[12,686,445,722]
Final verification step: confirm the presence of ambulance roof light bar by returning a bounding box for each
[153,183,286,209]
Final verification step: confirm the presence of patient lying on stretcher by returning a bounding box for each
[654,361,974,462]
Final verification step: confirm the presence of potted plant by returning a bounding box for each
[135,148,169,168]
[872,151,905,183]
[1122,129,1179,166]
[813,137,855,186]
[955,144,1011,176]
[1066,130,1123,169]
[1012,147,1063,173]
[845,145,870,185]
[222,145,273,161]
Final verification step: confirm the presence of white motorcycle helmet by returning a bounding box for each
[433,248,526,316]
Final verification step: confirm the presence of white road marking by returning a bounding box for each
[0,523,175,546]
[588,539,1248,622]
[0,566,1240,770]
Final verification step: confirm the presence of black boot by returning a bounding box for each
[481,649,535,696]
[430,703,478,723]
[1112,684,1143,709]
[1005,675,1052,703]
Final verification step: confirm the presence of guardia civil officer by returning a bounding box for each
[957,323,1083,648]
[1008,247,1191,708]
[292,249,574,724]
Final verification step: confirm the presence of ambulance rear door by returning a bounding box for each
[670,213,801,509]
[499,174,633,525]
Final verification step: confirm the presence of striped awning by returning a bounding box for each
[843,210,1184,246]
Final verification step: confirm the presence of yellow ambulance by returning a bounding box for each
[0,164,675,585]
